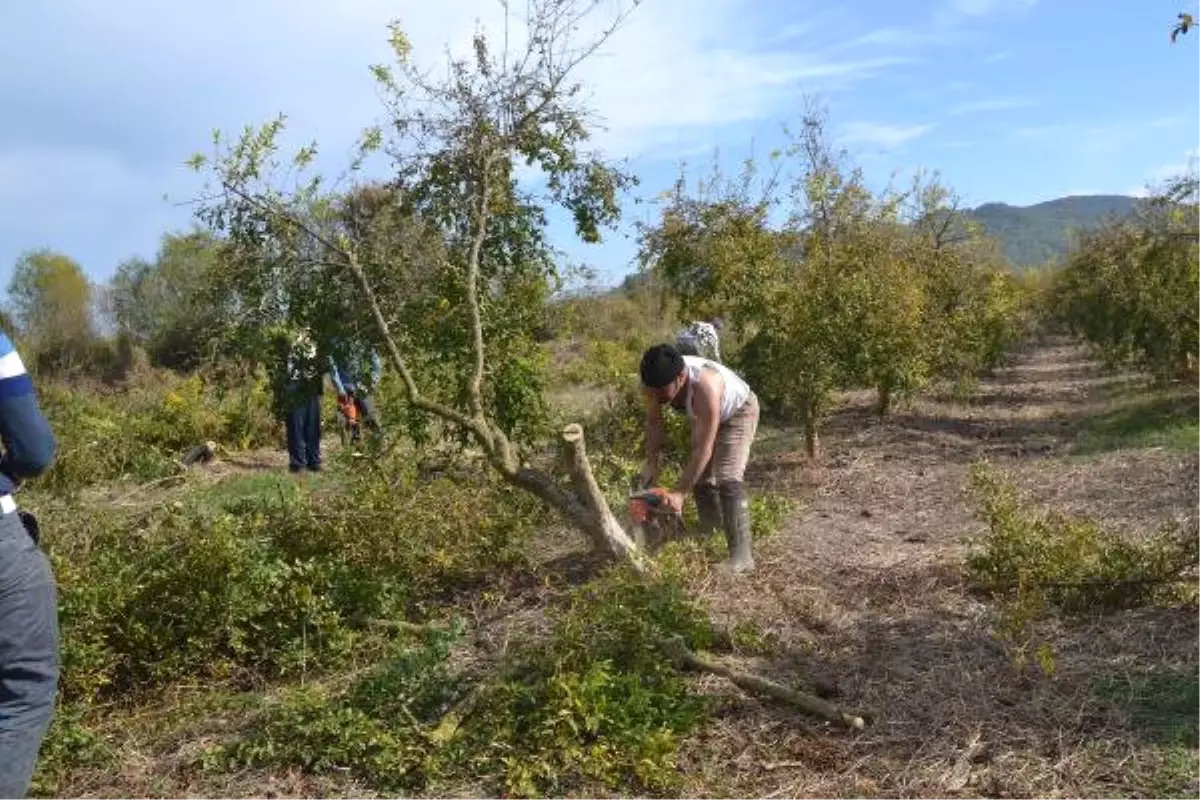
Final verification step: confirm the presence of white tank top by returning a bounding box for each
[681,356,751,423]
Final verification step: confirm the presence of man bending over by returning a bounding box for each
[637,344,759,573]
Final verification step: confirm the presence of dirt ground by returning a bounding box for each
[678,341,1198,798]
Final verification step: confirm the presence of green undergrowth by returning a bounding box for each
[190,469,799,797]
[201,562,715,798]
[1071,388,1199,456]
[964,460,1198,674]
[27,452,548,795]
[1093,666,1199,749]
[37,370,278,493]
[29,369,801,797]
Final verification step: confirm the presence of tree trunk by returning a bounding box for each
[500,423,654,576]
[876,382,892,416]
[559,423,653,573]
[801,398,819,459]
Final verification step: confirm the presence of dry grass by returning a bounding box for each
[666,341,1199,799]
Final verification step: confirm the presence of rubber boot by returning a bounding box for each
[692,483,723,537]
[718,481,755,574]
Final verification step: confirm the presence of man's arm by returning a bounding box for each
[640,390,665,486]
[0,334,56,485]
[327,355,346,396]
[672,371,721,495]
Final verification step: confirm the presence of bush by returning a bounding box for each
[40,462,543,704]
[454,562,714,797]
[964,460,1199,673]
[205,626,465,793]
[201,562,715,798]
[36,368,277,493]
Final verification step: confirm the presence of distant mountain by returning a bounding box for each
[965,194,1140,268]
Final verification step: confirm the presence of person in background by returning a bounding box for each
[0,331,60,798]
[274,328,324,473]
[675,318,724,362]
[327,339,384,439]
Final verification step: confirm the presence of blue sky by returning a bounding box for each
[1,0,1196,292]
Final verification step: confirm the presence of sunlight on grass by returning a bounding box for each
[1072,390,1199,455]
[1094,667,1200,748]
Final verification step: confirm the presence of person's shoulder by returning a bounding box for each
[0,332,33,391]
[694,360,725,392]
[0,332,25,371]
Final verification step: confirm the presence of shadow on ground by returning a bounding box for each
[753,348,1198,467]
[678,578,1199,798]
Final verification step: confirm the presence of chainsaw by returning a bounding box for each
[626,480,684,551]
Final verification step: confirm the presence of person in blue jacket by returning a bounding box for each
[327,339,384,439]
[0,332,59,798]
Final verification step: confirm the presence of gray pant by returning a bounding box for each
[697,392,759,486]
[0,511,59,798]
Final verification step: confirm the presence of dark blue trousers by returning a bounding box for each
[285,394,322,471]
[0,510,59,798]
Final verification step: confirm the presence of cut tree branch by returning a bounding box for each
[659,636,867,730]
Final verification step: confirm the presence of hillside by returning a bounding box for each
[966,194,1139,267]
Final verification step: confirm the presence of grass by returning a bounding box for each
[1093,666,1200,748]
[1071,389,1199,456]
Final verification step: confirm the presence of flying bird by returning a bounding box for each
[1170,12,1193,43]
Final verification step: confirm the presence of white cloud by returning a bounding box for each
[0,0,935,282]
[947,0,1037,17]
[981,49,1014,63]
[949,96,1033,115]
[840,122,935,150]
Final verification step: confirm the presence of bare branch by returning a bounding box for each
[465,153,496,421]
[220,180,349,259]
[338,252,470,431]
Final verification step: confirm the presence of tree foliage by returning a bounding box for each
[1051,171,1199,379]
[187,0,654,566]
[7,249,97,372]
[639,108,1033,453]
[107,230,228,370]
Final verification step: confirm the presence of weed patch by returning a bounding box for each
[964,460,1198,673]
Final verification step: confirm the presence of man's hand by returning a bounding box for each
[662,490,686,515]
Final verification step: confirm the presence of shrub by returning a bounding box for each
[456,562,714,797]
[201,563,715,798]
[40,462,543,704]
[964,460,1199,673]
[36,368,278,493]
[204,626,465,793]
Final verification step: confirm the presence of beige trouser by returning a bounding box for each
[697,392,759,485]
